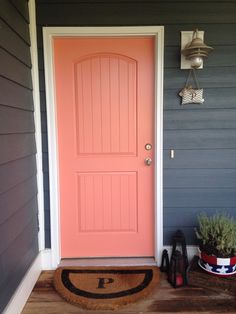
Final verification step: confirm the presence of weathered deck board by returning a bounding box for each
[22,271,236,313]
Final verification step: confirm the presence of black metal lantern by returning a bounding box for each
[171,229,189,269]
[168,250,188,288]
[160,249,170,273]
[168,230,189,288]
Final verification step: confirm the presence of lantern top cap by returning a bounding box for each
[182,29,213,58]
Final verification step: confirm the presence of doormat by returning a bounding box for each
[53,266,160,310]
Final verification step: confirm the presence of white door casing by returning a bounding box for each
[43,26,164,268]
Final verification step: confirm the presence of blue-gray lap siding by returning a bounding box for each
[36,0,236,247]
[0,0,39,311]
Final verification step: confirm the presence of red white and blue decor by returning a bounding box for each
[198,249,236,276]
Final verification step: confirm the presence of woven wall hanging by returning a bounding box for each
[179,69,204,105]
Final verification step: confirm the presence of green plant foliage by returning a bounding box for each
[195,213,236,258]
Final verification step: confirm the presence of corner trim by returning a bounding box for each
[29,0,45,251]
[3,253,42,314]
[43,26,164,267]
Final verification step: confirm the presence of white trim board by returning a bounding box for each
[43,26,164,268]
[29,0,45,251]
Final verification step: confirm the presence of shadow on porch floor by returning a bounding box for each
[23,271,236,313]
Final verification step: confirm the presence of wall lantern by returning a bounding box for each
[181,29,213,69]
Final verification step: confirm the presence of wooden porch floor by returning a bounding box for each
[23,271,236,313]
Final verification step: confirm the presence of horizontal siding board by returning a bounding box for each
[0,176,37,225]
[164,149,236,169]
[0,48,32,89]
[164,46,179,69]
[164,109,236,130]
[164,129,236,149]
[0,18,31,67]
[37,23,236,48]
[0,77,33,111]
[3,227,38,277]
[0,106,35,134]
[164,210,202,228]
[0,197,38,255]
[165,24,236,46]
[10,0,29,23]
[0,155,36,195]
[164,188,236,207]
[0,231,38,313]
[0,2,38,311]
[165,67,236,89]
[197,46,236,67]
[36,2,236,25]
[0,0,30,45]
[164,207,236,228]
[164,227,197,245]
[164,169,236,188]
[164,88,236,110]
[0,134,36,165]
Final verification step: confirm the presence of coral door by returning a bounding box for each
[54,37,155,257]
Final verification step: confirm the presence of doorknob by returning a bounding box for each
[144,157,152,166]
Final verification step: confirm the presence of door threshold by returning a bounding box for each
[59,257,157,267]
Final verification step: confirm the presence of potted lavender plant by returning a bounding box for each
[195,213,236,276]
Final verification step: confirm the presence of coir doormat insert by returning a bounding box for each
[54,266,160,310]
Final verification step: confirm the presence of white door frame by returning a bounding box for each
[43,26,164,268]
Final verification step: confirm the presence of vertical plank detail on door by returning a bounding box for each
[74,54,137,155]
[77,172,137,232]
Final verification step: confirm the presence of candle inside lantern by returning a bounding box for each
[176,273,183,286]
